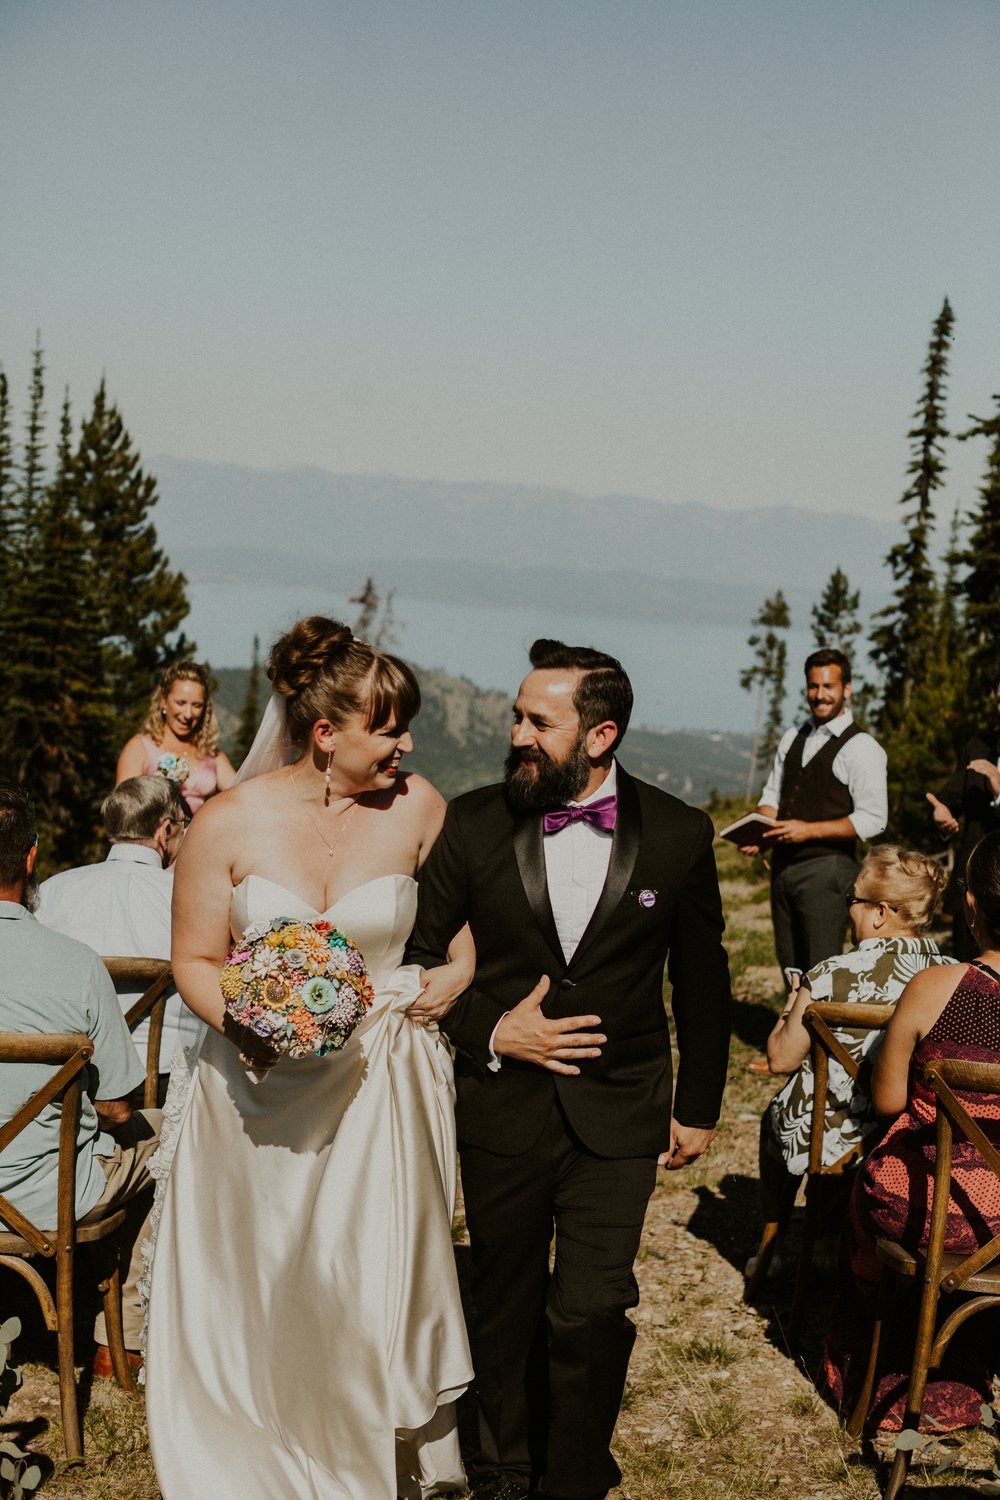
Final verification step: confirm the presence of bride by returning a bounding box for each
[146,617,474,1499]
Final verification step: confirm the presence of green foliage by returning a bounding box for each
[0,345,192,867]
[811,567,861,656]
[0,1318,41,1499]
[956,393,1000,720]
[871,298,954,717]
[740,590,790,797]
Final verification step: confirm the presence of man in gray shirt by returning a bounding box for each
[0,786,161,1376]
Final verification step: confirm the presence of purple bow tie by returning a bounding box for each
[542,795,618,835]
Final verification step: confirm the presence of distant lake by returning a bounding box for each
[190,577,817,732]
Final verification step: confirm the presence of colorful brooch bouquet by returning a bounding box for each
[219,918,375,1060]
[156,752,190,785]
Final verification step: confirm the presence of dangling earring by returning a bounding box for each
[161,706,167,720]
[324,750,333,806]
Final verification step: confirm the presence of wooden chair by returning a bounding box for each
[0,1032,140,1460]
[847,1056,1000,1500]
[101,956,172,1109]
[746,1000,894,1337]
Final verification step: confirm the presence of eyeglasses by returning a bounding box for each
[846,890,899,912]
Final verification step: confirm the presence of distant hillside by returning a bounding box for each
[212,665,752,805]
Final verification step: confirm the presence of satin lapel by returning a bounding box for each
[569,767,642,971]
[512,813,566,969]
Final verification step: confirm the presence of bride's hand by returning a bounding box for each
[406,963,469,1025]
[223,1012,280,1071]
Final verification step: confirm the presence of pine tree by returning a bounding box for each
[740,591,790,799]
[350,577,379,640]
[74,379,192,731]
[0,368,12,566]
[2,393,113,858]
[234,634,263,768]
[811,568,862,655]
[18,338,46,544]
[871,298,954,716]
[955,394,1000,721]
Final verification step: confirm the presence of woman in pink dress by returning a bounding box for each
[117,660,237,818]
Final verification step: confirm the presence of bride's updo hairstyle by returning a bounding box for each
[268,616,420,748]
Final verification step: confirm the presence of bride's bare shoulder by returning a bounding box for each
[389,772,445,816]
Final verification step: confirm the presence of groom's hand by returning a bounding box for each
[493,976,606,1076]
[658,1118,717,1171]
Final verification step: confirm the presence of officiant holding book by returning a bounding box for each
[409,638,731,1500]
[740,648,887,982]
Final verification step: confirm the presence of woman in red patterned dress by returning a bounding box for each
[824,829,1000,1430]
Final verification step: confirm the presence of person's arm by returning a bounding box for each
[409,803,605,1074]
[665,811,731,1163]
[740,729,786,857]
[407,923,476,1021]
[170,796,239,1035]
[766,978,812,1074]
[871,964,966,1117]
[116,735,148,784]
[214,752,238,792]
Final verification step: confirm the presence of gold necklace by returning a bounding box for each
[289,770,358,858]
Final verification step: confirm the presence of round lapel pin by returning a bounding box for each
[638,889,657,908]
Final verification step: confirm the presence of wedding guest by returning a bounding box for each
[740,649,887,987]
[0,785,160,1377]
[926,668,1000,959]
[750,846,952,1278]
[409,638,731,1500]
[824,830,1000,1430]
[37,776,206,1097]
[117,659,236,818]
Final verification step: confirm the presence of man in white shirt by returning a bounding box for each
[741,648,888,982]
[38,777,205,1095]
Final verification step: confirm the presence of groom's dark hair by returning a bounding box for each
[528,640,633,752]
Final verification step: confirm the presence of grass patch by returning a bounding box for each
[670,1334,744,1368]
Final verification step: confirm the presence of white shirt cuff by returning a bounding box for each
[487,1013,509,1072]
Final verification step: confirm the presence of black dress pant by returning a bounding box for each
[770,851,856,979]
[459,1096,657,1498]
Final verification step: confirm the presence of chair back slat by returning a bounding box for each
[102,957,171,1109]
[0,1040,93,1156]
[0,1035,90,1255]
[923,1060,1000,1291]
[802,1002,894,1176]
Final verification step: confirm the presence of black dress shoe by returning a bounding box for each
[472,1477,531,1500]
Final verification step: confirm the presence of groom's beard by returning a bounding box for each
[504,737,592,813]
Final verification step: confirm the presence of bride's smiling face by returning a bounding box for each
[327,712,414,792]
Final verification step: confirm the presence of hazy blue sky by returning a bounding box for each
[3,0,998,517]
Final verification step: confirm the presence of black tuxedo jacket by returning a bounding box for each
[408,766,731,1159]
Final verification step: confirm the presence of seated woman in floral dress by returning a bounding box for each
[749,846,952,1278]
[824,829,1000,1430]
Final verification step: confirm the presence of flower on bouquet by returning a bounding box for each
[156,752,190,785]
[219,917,375,1060]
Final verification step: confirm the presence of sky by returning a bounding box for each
[3,0,999,522]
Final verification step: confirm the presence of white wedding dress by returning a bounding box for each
[146,873,472,1499]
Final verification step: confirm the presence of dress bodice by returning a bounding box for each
[141,735,218,817]
[230,873,418,989]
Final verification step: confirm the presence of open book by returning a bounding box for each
[717,812,777,846]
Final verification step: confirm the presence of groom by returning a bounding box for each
[409,639,731,1500]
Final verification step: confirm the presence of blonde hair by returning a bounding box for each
[268,616,420,748]
[141,660,221,758]
[856,844,948,935]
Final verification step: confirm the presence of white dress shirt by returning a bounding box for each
[488,761,618,1069]
[542,760,618,962]
[37,843,206,1072]
[759,710,888,841]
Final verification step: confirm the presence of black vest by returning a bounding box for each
[775,720,864,865]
